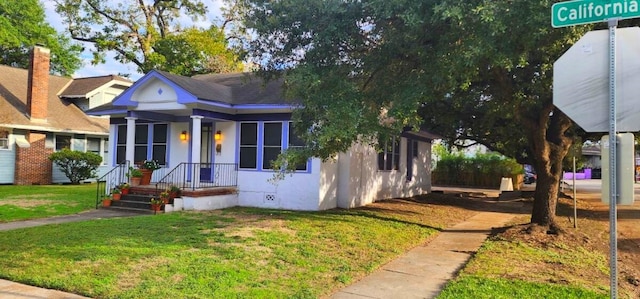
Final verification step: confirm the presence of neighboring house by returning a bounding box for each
[0,46,131,185]
[88,70,438,211]
[59,74,132,111]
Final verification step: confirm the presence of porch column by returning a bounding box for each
[190,116,203,188]
[125,117,136,165]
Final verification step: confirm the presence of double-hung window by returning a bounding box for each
[288,122,307,171]
[115,123,167,165]
[55,135,71,151]
[378,137,400,171]
[238,121,309,172]
[262,123,283,170]
[239,123,258,169]
[0,131,8,150]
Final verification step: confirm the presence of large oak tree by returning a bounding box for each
[232,0,594,231]
[54,0,242,76]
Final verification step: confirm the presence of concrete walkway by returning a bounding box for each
[0,209,144,232]
[331,211,517,299]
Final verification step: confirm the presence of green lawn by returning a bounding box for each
[0,206,444,298]
[0,184,97,222]
[0,188,615,298]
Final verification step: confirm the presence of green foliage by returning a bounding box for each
[0,0,82,76]
[127,167,143,178]
[54,0,242,75]
[48,149,102,184]
[149,26,243,76]
[231,0,596,226]
[438,276,606,299]
[433,153,523,188]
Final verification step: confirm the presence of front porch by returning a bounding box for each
[97,162,238,213]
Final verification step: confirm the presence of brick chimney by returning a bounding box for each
[27,45,50,120]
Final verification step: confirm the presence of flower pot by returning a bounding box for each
[130,177,141,186]
[140,169,153,185]
[151,204,162,212]
[121,188,130,195]
[102,199,112,207]
[169,191,179,199]
[112,193,121,201]
[161,197,169,204]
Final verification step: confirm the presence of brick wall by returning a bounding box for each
[14,132,53,185]
[26,46,50,120]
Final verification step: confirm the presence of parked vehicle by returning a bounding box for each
[524,165,537,184]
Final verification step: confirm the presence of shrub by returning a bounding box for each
[433,153,523,188]
[48,148,102,184]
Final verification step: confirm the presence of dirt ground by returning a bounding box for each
[405,186,640,298]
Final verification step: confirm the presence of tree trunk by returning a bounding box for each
[527,107,573,231]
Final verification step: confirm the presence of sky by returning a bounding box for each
[42,0,226,81]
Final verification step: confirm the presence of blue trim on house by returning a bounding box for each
[86,108,126,116]
[194,98,294,110]
[129,111,186,122]
[112,70,199,107]
[235,113,292,121]
[257,122,264,171]
[193,109,292,122]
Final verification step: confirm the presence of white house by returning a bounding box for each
[88,70,437,211]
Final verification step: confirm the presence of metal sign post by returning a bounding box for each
[607,18,618,298]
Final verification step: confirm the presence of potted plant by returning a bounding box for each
[150,197,164,212]
[159,190,170,204]
[138,160,161,185]
[119,183,130,195]
[127,167,143,186]
[102,195,112,207]
[169,185,181,199]
[111,188,122,200]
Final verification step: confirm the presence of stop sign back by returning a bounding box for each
[553,27,640,132]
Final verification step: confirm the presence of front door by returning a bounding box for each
[200,124,213,181]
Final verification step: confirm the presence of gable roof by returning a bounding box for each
[88,71,294,116]
[0,65,109,134]
[60,74,132,97]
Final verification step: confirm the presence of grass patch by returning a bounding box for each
[437,275,606,299]
[0,184,97,222]
[0,201,451,298]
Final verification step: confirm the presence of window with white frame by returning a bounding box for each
[0,130,8,150]
[55,135,71,151]
[239,122,258,169]
[377,137,400,171]
[87,137,101,155]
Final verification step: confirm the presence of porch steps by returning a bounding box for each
[106,193,164,213]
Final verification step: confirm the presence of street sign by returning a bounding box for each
[553,27,640,132]
[552,0,640,28]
